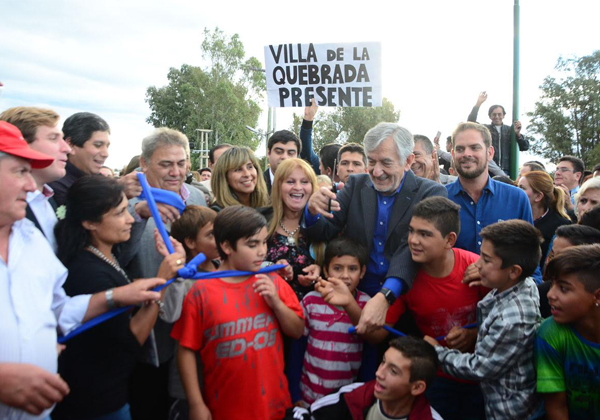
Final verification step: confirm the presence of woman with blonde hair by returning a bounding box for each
[518,170,570,265]
[575,177,600,221]
[264,158,322,405]
[266,158,322,299]
[210,146,270,210]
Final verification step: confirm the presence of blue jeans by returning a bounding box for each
[426,376,485,420]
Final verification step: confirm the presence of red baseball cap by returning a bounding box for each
[0,121,54,168]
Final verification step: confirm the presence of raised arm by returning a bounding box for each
[300,99,320,174]
[468,91,488,122]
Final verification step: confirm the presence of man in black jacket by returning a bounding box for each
[263,129,301,194]
[467,91,529,174]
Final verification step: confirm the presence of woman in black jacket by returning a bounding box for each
[518,170,571,267]
[52,176,184,420]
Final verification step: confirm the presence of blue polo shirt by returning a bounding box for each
[446,177,533,254]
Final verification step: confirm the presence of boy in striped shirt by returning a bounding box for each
[300,237,371,405]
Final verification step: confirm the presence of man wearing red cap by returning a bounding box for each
[0,121,167,420]
[0,107,70,252]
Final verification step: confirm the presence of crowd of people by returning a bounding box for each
[0,95,599,420]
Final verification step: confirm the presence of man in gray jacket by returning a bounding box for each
[122,127,206,420]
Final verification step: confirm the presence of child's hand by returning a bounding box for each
[298,264,320,287]
[253,274,281,309]
[446,326,478,352]
[316,277,353,308]
[154,229,185,258]
[423,335,441,347]
[275,259,293,282]
[189,402,212,420]
[462,263,483,287]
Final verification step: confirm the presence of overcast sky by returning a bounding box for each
[1,0,599,169]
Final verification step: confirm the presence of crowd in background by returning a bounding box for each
[0,93,599,420]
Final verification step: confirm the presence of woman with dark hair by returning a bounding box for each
[52,176,184,420]
[518,170,570,266]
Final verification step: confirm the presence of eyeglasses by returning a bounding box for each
[556,167,574,173]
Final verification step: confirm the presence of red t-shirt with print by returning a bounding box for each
[171,272,304,420]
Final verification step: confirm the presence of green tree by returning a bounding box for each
[527,51,600,167]
[290,98,400,152]
[145,27,266,151]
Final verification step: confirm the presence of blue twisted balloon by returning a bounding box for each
[58,174,285,343]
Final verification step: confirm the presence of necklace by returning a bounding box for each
[279,219,300,246]
[87,245,131,283]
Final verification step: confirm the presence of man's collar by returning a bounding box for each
[453,175,495,195]
[42,184,54,198]
[180,183,190,202]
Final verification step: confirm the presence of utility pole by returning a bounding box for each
[510,0,520,179]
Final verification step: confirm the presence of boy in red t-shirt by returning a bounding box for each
[171,206,304,420]
[364,196,488,420]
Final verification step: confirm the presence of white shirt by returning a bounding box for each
[0,219,91,420]
[25,185,58,252]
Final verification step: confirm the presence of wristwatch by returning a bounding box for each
[379,287,397,305]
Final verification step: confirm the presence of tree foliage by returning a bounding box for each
[290,98,400,152]
[146,27,266,151]
[527,51,600,167]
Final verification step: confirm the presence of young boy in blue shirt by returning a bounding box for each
[424,219,543,420]
[536,244,600,420]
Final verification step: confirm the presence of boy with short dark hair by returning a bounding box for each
[286,337,443,419]
[424,219,543,420]
[171,205,304,420]
[539,224,600,318]
[367,196,487,419]
[299,236,371,405]
[536,245,600,420]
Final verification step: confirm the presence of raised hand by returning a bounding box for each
[307,184,344,218]
[462,263,483,287]
[304,98,318,121]
[316,277,353,308]
[298,264,320,287]
[476,91,488,106]
[253,274,281,309]
[514,120,522,136]
[135,201,180,224]
[118,171,143,199]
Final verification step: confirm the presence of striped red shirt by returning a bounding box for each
[300,290,370,404]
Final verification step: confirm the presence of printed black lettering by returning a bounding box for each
[269,44,283,64]
[279,89,290,107]
[291,88,302,107]
[273,67,285,85]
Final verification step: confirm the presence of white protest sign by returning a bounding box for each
[264,42,382,108]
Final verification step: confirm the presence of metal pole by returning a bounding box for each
[266,106,272,156]
[510,0,520,179]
